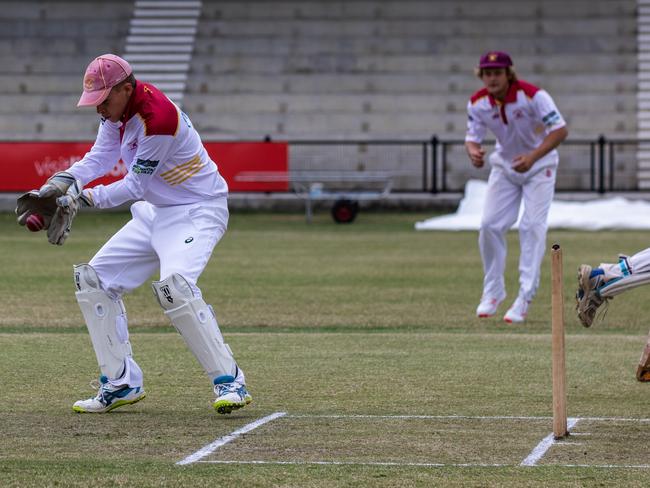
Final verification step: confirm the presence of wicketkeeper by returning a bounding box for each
[15,54,252,414]
[576,252,650,381]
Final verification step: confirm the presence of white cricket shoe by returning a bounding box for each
[213,375,253,414]
[476,296,504,318]
[503,296,531,323]
[72,376,146,413]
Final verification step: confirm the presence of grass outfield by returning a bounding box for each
[1,210,649,486]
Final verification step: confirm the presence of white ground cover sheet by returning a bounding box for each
[415,180,650,231]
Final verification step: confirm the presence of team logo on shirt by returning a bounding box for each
[132,158,159,175]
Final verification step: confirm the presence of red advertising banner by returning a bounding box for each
[0,141,288,192]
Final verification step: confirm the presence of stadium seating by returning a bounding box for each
[0,0,638,190]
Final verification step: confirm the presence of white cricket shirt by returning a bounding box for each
[68,81,228,208]
[465,79,566,167]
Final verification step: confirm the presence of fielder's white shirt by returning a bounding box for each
[68,81,228,208]
[465,79,566,168]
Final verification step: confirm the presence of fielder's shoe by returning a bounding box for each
[575,264,608,328]
[503,295,531,323]
[213,375,253,414]
[72,375,146,413]
[476,295,504,318]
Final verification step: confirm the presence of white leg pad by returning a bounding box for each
[73,264,138,383]
[599,273,650,298]
[152,273,238,381]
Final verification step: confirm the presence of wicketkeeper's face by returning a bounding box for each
[96,82,133,123]
[480,68,509,100]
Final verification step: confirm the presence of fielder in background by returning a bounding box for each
[465,51,568,323]
[17,54,252,414]
[576,252,650,381]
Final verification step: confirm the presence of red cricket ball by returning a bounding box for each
[25,213,45,232]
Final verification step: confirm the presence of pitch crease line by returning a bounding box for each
[176,411,287,466]
[199,460,650,469]
[199,460,507,467]
[287,414,650,422]
[520,417,580,466]
[289,414,554,420]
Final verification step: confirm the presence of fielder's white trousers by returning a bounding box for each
[479,153,557,303]
[87,198,229,386]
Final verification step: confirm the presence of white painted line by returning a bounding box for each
[288,414,556,420]
[199,460,508,467]
[176,411,287,466]
[520,418,580,466]
[563,464,650,469]
[198,460,650,469]
[287,414,650,422]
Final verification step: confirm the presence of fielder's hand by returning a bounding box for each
[512,154,535,173]
[466,143,486,168]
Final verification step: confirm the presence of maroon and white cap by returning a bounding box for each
[478,51,513,69]
[77,54,132,107]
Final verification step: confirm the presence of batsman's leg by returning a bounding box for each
[72,264,145,413]
[152,273,252,414]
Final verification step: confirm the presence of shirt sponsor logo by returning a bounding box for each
[132,158,159,175]
[542,110,560,126]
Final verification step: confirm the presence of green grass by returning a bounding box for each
[1,210,649,487]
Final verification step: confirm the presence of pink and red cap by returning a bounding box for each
[478,51,513,69]
[77,54,132,107]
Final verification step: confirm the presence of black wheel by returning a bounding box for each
[331,199,359,223]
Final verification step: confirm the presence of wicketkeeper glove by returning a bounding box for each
[47,181,94,246]
[16,173,92,246]
[38,171,78,199]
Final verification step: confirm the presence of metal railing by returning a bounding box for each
[284,135,646,194]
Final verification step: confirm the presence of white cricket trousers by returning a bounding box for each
[87,197,229,386]
[479,153,557,303]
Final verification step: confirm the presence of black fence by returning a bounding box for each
[286,136,648,193]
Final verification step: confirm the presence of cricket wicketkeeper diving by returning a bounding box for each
[15,54,252,414]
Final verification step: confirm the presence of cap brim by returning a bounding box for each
[479,63,510,69]
[77,87,111,107]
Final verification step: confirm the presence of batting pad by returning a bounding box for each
[73,264,137,383]
[152,273,238,381]
[598,273,650,298]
